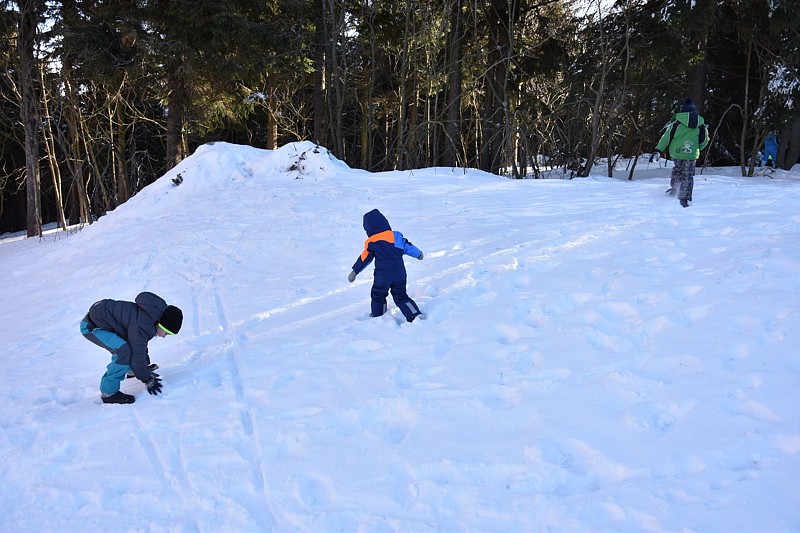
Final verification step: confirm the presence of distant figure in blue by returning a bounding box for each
[348,209,424,322]
[762,130,778,167]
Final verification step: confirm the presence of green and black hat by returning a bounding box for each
[158,305,183,335]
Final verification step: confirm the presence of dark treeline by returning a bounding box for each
[1,0,798,236]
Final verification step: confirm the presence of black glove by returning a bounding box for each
[142,373,162,396]
[348,270,357,283]
[126,363,158,380]
[418,251,424,260]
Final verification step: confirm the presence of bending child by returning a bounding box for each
[80,292,182,404]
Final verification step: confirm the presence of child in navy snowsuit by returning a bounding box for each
[348,209,424,322]
[80,292,183,404]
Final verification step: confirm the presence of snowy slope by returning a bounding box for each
[1,141,799,532]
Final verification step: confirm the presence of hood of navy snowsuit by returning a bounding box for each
[363,209,391,236]
[352,210,422,280]
[87,292,167,379]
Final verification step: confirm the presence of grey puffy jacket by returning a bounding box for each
[87,292,167,379]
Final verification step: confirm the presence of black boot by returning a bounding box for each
[680,199,689,208]
[102,391,135,404]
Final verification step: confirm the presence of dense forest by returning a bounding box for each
[1,0,798,236]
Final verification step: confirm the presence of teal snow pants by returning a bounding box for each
[81,315,132,395]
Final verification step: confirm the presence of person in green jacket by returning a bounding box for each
[653,98,710,207]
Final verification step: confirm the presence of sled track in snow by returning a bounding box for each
[416,219,647,297]
[130,410,200,529]
[180,265,275,520]
[229,218,647,336]
[212,282,273,516]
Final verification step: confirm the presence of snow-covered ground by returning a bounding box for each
[1,142,798,532]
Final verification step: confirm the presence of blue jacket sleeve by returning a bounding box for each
[399,234,422,259]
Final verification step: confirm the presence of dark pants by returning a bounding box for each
[371,274,421,322]
[670,159,695,202]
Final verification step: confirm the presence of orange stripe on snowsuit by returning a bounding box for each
[360,230,395,261]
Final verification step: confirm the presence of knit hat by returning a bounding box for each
[680,98,696,113]
[158,305,183,335]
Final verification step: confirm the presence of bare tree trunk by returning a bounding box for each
[360,9,378,171]
[84,123,110,213]
[406,70,419,167]
[702,103,741,172]
[17,0,42,237]
[266,74,278,150]
[112,95,130,203]
[747,130,766,177]
[57,2,91,225]
[322,0,345,159]
[443,0,464,168]
[740,37,772,177]
[580,0,632,178]
[627,134,644,181]
[360,87,369,169]
[480,0,511,175]
[165,69,187,170]
[395,2,413,170]
[503,2,519,179]
[582,74,604,178]
[39,62,67,230]
[686,2,710,111]
[60,70,91,225]
[313,4,327,148]
[781,119,800,170]
[582,2,612,177]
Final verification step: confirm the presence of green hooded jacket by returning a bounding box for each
[656,111,709,161]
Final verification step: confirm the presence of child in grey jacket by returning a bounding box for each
[80,292,182,404]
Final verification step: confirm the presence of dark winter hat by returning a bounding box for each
[158,305,183,335]
[680,98,696,113]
